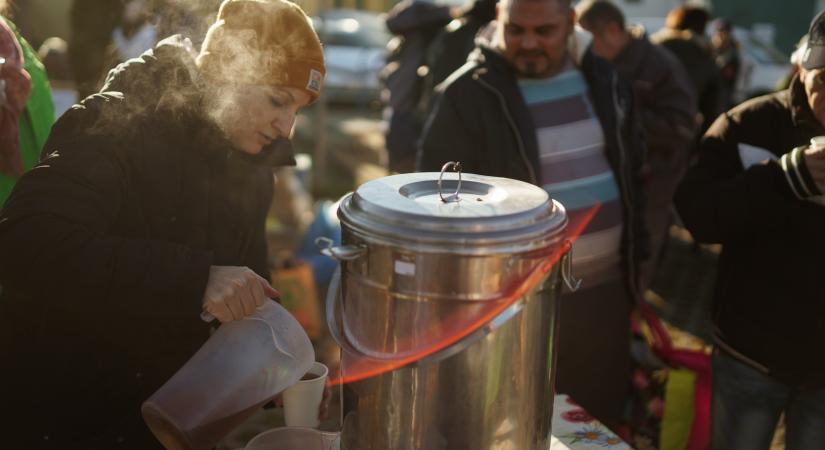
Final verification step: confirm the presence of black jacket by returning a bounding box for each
[383,0,454,112]
[651,28,724,136]
[0,37,284,448]
[418,43,648,296]
[675,76,825,388]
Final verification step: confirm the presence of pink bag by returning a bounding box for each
[637,301,711,450]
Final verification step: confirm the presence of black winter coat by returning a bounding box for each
[651,28,724,136]
[0,37,284,448]
[418,44,649,297]
[675,76,825,388]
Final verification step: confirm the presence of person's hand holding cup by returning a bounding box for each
[805,136,825,194]
[282,362,329,428]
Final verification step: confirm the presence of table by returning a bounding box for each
[551,394,632,449]
[220,394,632,449]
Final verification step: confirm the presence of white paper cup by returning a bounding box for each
[811,136,825,150]
[282,362,328,428]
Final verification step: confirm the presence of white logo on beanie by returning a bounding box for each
[307,69,322,94]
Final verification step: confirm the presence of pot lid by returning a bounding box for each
[338,167,567,250]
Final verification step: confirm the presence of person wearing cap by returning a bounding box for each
[675,9,825,450]
[0,0,324,448]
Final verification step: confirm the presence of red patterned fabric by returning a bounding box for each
[0,17,31,177]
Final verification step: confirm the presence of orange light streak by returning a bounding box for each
[328,203,601,387]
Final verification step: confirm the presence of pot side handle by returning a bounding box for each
[315,237,367,261]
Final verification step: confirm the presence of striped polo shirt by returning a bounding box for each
[518,61,624,287]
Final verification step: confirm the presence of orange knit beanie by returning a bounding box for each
[197,0,325,102]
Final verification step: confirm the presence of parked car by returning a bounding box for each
[311,9,389,106]
[628,17,791,103]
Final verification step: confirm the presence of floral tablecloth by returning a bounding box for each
[222,393,632,449]
[551,394,632,449]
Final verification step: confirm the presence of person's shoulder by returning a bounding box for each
[641,35,681,66]
[436,50,486,95]
[727,90,789,124]
[633,36,691,81]
[50,92,126,141]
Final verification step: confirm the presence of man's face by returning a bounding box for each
[497,0,575,78]
[801,67,825,128]
[584,23,623,62]
[712,29,731,49]
[212,85,311,155]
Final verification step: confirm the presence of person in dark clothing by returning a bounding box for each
[69,0,125,98]
[577,0,696,289]
[382,0,457,173]
[418,0,647,429]
[382,0,495,173]
[421,0,498,110]
[675,10,825,450]
[711,18,741,108]
[652,5,724,137]
[0,0,325,448]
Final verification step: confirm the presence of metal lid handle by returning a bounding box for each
[438,161,462,203]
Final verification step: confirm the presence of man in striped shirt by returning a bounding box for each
[419,0,647,429]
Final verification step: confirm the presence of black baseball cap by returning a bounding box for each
[803,9,825,70]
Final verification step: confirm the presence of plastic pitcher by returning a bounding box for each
[142,301,314,450]
[245,427,340,450]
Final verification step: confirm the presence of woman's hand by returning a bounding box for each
[201,266,278,322]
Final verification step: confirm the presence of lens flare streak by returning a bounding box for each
[328,203,602,387]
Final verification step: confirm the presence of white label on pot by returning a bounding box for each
[394,260,416,276]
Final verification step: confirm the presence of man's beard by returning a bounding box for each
[514,51,550,78]
[519,62,540,77]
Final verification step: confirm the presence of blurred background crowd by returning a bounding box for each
[1,0,821,448]
[0,0,804,204]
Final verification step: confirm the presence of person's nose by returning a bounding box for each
[271,110,297,139]
[522,32,537,49]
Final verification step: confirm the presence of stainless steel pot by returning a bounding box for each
[321,164,575,450]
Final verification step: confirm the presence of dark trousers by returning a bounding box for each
[554,279,632,430]
[711,351,825,450]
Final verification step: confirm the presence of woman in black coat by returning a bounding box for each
[0,1,324,448]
